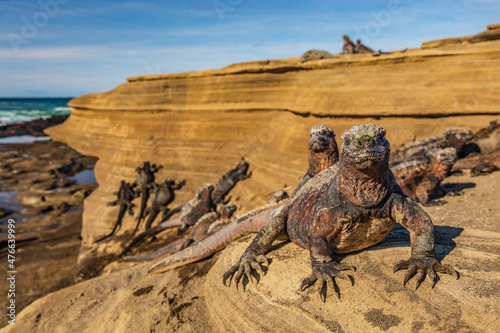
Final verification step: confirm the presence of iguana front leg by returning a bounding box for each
[391,196,457,289]
[222,214,286,288]
[299,217,354,301]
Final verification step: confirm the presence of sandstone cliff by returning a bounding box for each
[45,28,500,261]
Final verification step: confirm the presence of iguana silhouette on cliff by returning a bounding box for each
[95,180,138,242]
[133,161,162,234]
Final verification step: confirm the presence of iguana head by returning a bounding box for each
[443,127,473,145]
[341,123,390,169]
[217,202,237,218]
[236,158,249,174]
[309,125,337,153]
[430,147,458,165]
[198,184,214,200]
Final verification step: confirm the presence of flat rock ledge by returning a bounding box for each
[4,225,499,332]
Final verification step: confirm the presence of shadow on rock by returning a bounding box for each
[376,223,463,261]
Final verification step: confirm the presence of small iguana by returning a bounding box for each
[390,127,473,168]
[211,158,252,204]
[219,124,457,301]
[148,125,339,272]
[292,125,338,196]
[144,179,186,230]
[133,161,162,234]
[392,148,458,205]
[342,35,356,54]
[95,180,138,242]
[177,184,215,235]
[354,39,374,53]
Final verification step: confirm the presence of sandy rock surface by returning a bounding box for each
[4,225,499,333]
[3,171,499,333]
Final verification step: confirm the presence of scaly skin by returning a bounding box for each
[222,124,457,301]
[133,161,162,234]
[390,127,473,168]
[392,148,458,205]
[95,180,138,242]
[144,179,185,230]
[148,205,278,271]
[148,125,338,271]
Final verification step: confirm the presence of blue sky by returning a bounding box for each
[0,0,498,97]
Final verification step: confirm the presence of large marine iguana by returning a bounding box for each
[133,161,162,234]
[390,127,473,167]
[95,180,138,242]
[148,125,339,271]
[123,202,237,262]
[219,124,457,301]
[392,148,458,205]
[143,179,186,230]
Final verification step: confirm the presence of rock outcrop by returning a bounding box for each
[300,49,333,62]
[45,27,500,265]
[422,24,500,48]
[5,224,500,332]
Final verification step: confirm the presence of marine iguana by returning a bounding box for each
[392,148,458,205]
[133,161,162,234]
[143,179,186,230]
[342,35,356,54]
[354,39,374,53]
[119,184,209,256]
[95,181,138,242]
[390,127,473,168]
[177,184,215,235]
[148,125,339,271]
[123,202,237,262]
[211,158,252,204]
[292,125,338,196]
[219,124,457,301]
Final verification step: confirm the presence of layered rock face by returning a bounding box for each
[46,31,500,258]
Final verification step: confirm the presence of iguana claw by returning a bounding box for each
[300,261,355,302]
[393,257,458,289]
[222,250,268,288]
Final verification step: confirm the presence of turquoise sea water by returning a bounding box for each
[0,98,72,125]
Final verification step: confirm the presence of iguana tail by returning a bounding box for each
[144,208,160,230]
[95,204,127,243]
[122,238,190,262]
[133,186,149,234]
[148,205,279,273]
[119,217,182,257]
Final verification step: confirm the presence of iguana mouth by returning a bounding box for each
[310,141,330,152]
[351,148,386,164]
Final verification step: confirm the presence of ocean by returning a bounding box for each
[0,98,72,126]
